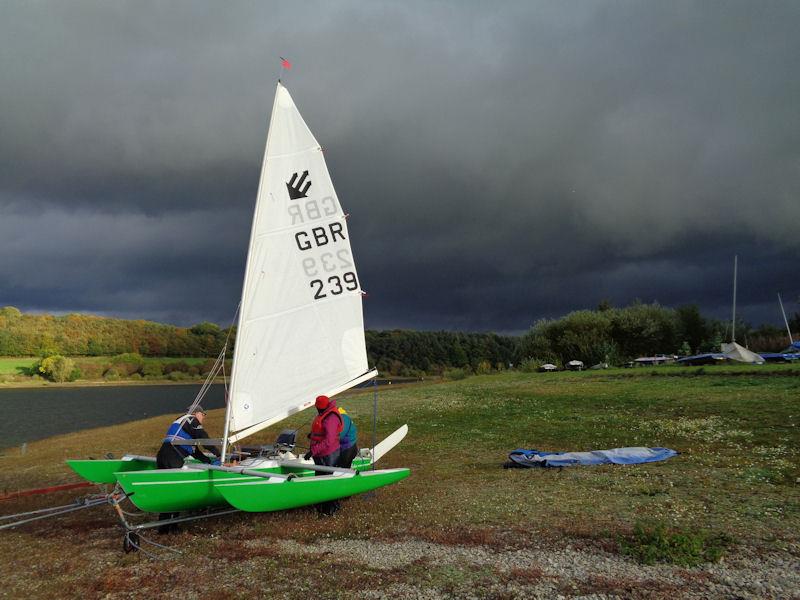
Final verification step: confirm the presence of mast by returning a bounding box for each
[731,255,738,343]
[778,293,794,344]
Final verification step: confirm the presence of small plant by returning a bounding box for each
[103,367,122,381]
[443,368,469,380]
[164,360,191,374]
[619,521,732,566]
[517,357,541,372]
[142,362,163,378]
[475,360,493,375]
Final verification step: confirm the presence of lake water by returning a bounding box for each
[0,378,417,450]
[0,384,226,450]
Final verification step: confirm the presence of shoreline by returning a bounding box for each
[0,378,227,390]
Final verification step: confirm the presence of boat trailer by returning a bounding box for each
[0,458,363,557]
[0,483,241,558]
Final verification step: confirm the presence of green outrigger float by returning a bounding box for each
[66,425,409,514]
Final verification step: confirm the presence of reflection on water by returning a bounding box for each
[0,384,225,450]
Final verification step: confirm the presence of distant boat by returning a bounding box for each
[538,363,558,372]
[721,256,764,364]
[565,360,584,371]
[633,355,675,366]
[676,353,727,366]
[760,294,800,362]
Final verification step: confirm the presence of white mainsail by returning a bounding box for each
[225,83,375,445]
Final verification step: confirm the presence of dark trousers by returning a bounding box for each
[156,443,185,532]
[337,445,359,469]
[314,450,341,516]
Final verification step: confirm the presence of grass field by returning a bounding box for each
[0,356,211,381]
[0,367,798,598]
[0,356,37,375]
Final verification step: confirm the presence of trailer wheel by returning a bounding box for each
[123,532,139,553]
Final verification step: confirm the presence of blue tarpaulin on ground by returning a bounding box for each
[507,447,678,468]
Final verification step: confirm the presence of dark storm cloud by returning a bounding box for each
[1,1,798,331]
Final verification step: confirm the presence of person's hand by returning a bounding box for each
[303,451,312,461]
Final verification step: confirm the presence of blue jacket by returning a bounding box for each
[163,415,220,462]
[164,415,195,455]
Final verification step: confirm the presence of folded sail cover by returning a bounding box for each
[721,341,765,364]
[227,83,372,441]
[507,447,678,468]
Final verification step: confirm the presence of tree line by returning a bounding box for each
[1,302,797,376]
[517,301,799,369]
[0,307,229,357]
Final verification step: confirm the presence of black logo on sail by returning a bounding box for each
[286,170,311,200]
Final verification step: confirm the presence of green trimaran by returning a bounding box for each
[67,81,409,516]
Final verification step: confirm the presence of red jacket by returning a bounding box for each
[310,401,343,457]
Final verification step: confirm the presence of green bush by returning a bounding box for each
[443,368,469,380]
[129,373,142,380]
[619,521,733,566]
[199,359,217,375]
[167,371,188,381]
[142,362,163,378]
[103,367,122,381]
[37,355,76,383]
[75,361,104,379]
[475,360,493,375]
[110,353,144,376]
[518,357,541,372]
[164,361,191,374]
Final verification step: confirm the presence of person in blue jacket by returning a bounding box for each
[336,406,359,469]
[156,406,220,469]
[156,406,220,532]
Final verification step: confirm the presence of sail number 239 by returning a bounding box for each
[310,272,359,299]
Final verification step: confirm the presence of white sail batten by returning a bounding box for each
[226,83,371,442]
[227,368,378,444]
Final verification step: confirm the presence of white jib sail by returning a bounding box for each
[226,83,374,444]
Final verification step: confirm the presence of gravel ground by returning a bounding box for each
[271,538,800,599]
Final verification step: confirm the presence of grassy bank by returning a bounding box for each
[0,369,798,598]
[0,355,215,387]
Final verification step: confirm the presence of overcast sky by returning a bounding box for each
[1,1,798,333]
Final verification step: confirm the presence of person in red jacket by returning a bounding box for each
[303,395,343,515]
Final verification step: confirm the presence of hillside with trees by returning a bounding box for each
[0,301,796,382]
[0,307,230,357]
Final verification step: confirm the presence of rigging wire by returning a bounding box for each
[186,303,240,416]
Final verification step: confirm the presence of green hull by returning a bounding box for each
[66,459,157,484]
[216,468,411,512]
[114,465,290,512]
[112,457,374,513]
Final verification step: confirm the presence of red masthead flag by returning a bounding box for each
[280,57,292,70]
